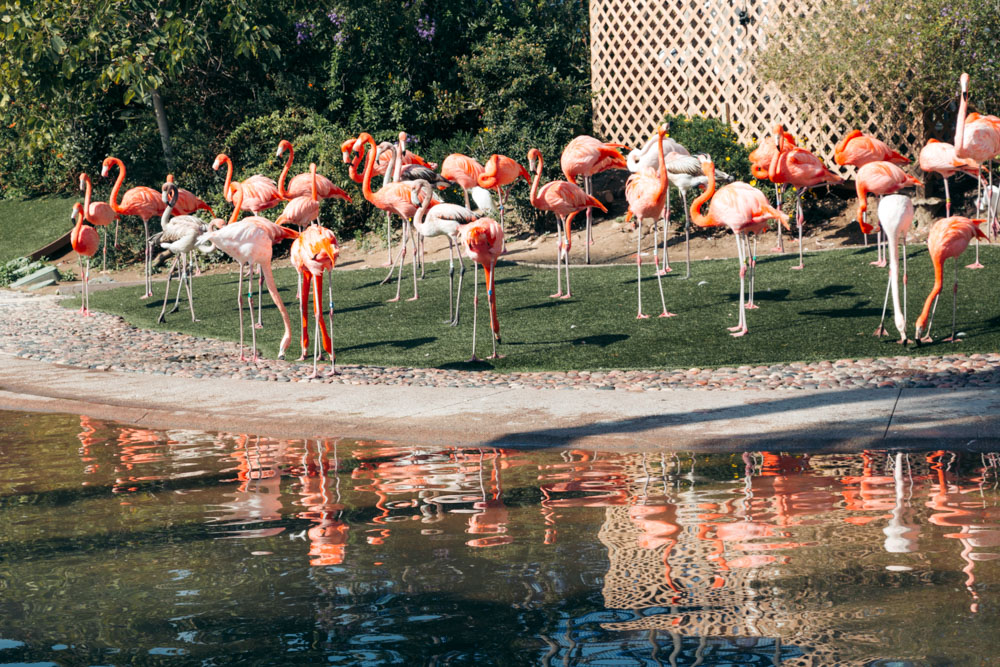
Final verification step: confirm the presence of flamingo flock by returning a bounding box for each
[65,72,1000,368]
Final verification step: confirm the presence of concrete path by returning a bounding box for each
[3,354,998,451]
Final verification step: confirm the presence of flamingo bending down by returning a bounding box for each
[767,124,842,269]
[441,153,495,212]
[528,148,607,299]
[69,203,99,316]
[163,174,214,216]
[834,130,909,167]
[854,161,922,266]
[873,195,914,343]
[155,183,208,324]
[461,217,504,361]
[409,180,477,325]
[477,154,530,248]
[662,152,733,278]
[101,157,166,299]
[79,172,117,272]
[195,184,298,361]
[914,216,988,345]
[276,140,352,202]
[561,135,626,263]
[624,125,674,319]
[690,155,789,337]
[290,224,340,377]
[954,73,1000,268]
[352,133,421,301]
[919,139,981,219]
[628,133,689,272]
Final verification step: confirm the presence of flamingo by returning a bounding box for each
[409,179,477,325]
[914,216,988,345]
[560,135,626,263]
[69,203,99,317]
[954,72,1000,268]
[873,195,914,344]
[750,127,797,252]
[477,154,530,248]
[162,174,214,216]
[461,217,504,361]
[290,224,340,378]
[628,133,689,272]
[275,163,321,229]
[661,152,733,278]
[276,140,352,202]
[767,124,843,270]
[441,153,490,210]
[834,130,909,167]
[855,161,922,267]
[624,125,674,319]
[919,139,981,219]
[101,156,166,299]
[195,183,298,362]
[352,132,421,302]
[155,183,208,324]
[79,172,117,272]
[528,148,607,299]
[689,154,789,337]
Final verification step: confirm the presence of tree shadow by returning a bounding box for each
[335,303,378,315]
[800,301,880,319]
[339,336,437,352]
[513,301,573,312]
[438,358,497,371]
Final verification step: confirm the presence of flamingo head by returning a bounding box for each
[276,140,292,158]
[656,124,666,139]
[100,157,114,178]
[78,172,87,191]
[352,133,372,154]
[960,72,969,95]
[527,148,542,173]
[695,153,714,175]
[408,179,432,206]
[161,182,178,205]
[340,137,357,163]
[212,153,227,171]
[70,202,83,224]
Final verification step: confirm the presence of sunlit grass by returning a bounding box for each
[0,196,78,263]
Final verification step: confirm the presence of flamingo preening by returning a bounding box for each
[101,156,166,299]
[69,202,99,316]
[624,126,674,319]
[528,148,607,300]
[750,126,796,252]
[195,184,298,362]
[690,154,789,337]
[628,132,689,272]
[873,195,914,344]
[461,217,504,361]
[155,183,208,324]
[560,135,626,263]
[79,172,117,272]
[954,72,1000,268]
[914,216,988,345]
[290,224,340,378]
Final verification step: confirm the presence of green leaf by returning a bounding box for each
[50,34,65,53]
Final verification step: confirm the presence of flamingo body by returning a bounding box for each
[478,155,529,190]
[461,217,504,359]
[855,162,922,233]
[919,139,981,180]
[835,130,909,167]
[560,135,627,182]
[441,154,484,191]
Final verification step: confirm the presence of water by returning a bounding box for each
[1,410,999,665]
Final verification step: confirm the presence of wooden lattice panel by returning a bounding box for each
[589,0,926,173]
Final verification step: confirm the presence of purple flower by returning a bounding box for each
[295,20,315,44]
[416,15,436,42]
[327,10,345,27]
[333,31,346,46]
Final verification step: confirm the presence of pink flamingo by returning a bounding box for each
[477,154,530,247]
[914,216,988,345]
[275,163,321,229]
[919,139,981,218]
[690,154,789,337]
[954,72,1000,268]
[291,224,340,378]
[767,124,843,269]
[441,153,486,210]
[195,184,298,362]
[69,202,99,316]
[461,217,504,361]
[79,172,117,272]
[101,156,166,299]
[751,126,797,252]
[834,130,909,167]
[352,132,422,302]
[276,140,352,202]
[628,133,689,272]
[528,148,607,300]
[873,195,914,343]
[560,135,626,263]
[855,161,922,266]
[624,125,674,319]
[162,174,214,216]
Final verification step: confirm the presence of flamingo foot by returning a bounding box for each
[897,337,909,345]
[488,353,506,359]
[658,311,677,318]
[387,296,401,303]
[407,295,419,302]
[637,312,650,320]
[657,267,672,276]
[254,323,264,329]
[770,245,783,253]
[869,259,887,267]
[744,303,759,310]
[549,292,563,298]
[966,261,985,270]
[468,355,480,362]
[874,326,887,337]
[918,335,933,345]
[560,293,572,300]
[730,327,749,338]
[141,292,152,299]
[297,354,307,361]
[727,324,743,332]
[790,264,804,271]
[941,336,963,343]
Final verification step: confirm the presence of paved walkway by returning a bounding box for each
[1,290,999,449]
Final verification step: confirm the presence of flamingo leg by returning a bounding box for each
[157,255,179,323]
[381,217,406,285]
[258,260,292,360]
[681,189,692,279]
[170,254,186,314]
[487,264,501,359]
[407,223,420,301]
[469,261,480,361]
[791,193,805,270]
[745,235,759,310]
[327,270,336,375]
[729,233,748,336]
[772,186,785,253]
[563,217,572,299]
[452,242,466,327]
[943,259,961,342]
[550,217,564,298]
[419,233,426,280]
[384,211,393,267]
[255,264,265,327]
[101,227,108,273]
[902,239,908,325]
[875,271,892,337]
[142,217,152,299]
[313,271,332,360]
[944,175,952,218]
[660,186,672,274]
[247,270,258,362]
[446,240,456,323]
[584,175,593,264]
[185,252,197,321]
[636,216,648,319]
[388,220,409,302]
[237,263,246,361]
[311,293,320,378]
[84,258,91,315]
[654,238,675,319]
[298,270,311,360]
[462,187,471,210]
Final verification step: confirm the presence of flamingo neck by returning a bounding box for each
[310,163,317,201]
[359,134,378,203]
[229,185,244,224]
[768,129,782,181]
[529,152,544,208]
[412,184,432,233]
[278,145,294,199]
[689,161,717,227]
[81,174,93,212]
[654,132,668,202]
[108,158,125,213]
[395,134,406,183]
[955,84,968,154]
[220,155,234,201]
[161,188,178,229]
[484,263,499,338]
[915,253,945,331]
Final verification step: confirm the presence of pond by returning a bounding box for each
[1,410,998,665]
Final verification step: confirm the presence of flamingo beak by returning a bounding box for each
[100,165,109,178]
[212,158,221,171]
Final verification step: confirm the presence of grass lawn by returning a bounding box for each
[76,244,1000,372]
[0,196,79,263]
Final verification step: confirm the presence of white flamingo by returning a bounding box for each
[155,183,209,324]
[873,194,914,344]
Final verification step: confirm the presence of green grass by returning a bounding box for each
[75,245,1000,372]
[0,196,79,263]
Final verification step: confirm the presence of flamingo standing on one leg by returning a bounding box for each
[101,157,166,299]
[195,184,298,362]
[767,124,843,270]
[628,132,689,273]
[689,155,789,337]
[954,72,1000,269]
[478,154,529,249]
[560,135,626,263]
[352,133,421,301]
[873,195,914,343]
[528,148,607,300]
[461,217,504,361]
[291,224,340,378]
[919,139,982,219]
[855,161,922,266]
[155,183,209,324]
[79,172,117,272]
[914,216,988,344]
[625,125,674,319]
[69,203,99,316]
[409,180,477,325]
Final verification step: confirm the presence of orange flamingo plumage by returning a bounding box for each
[441,153,486,210]
[919,139,981,218]
[163,174,214,216]
[477,154,530,247]
[751,126,797,252]
[212,153,282,213]
[954,72,1000,268]
[291,224,340,377]
[461,217,504,361]
[834,130,909,167]
[79,172,117,272]
[560,135,626,262]
[70,202,99,316]
[854,161,922,235]
[276,140,352,202]
[528,148,607,300]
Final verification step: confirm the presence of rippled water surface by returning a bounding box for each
[2,411,1000,665]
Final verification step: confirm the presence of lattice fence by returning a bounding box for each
[589,0,928,174]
